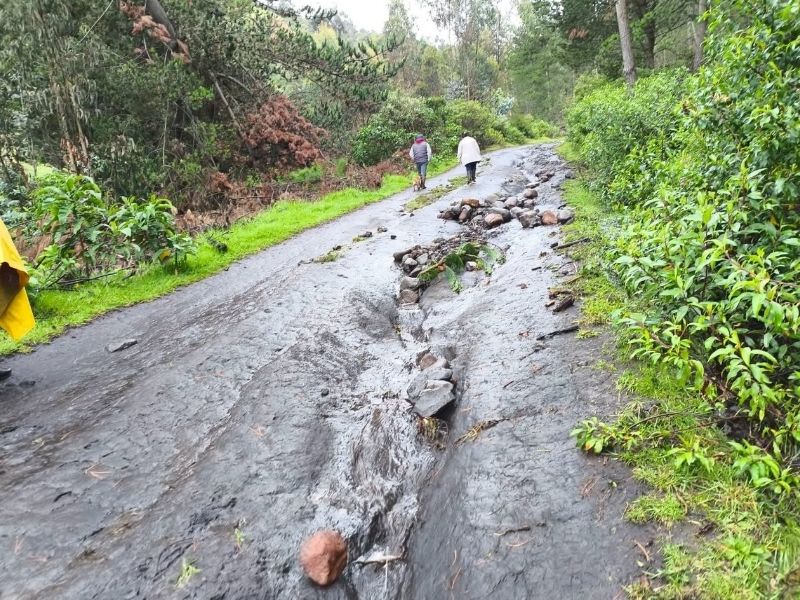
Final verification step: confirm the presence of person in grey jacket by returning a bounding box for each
[409,134,432,190]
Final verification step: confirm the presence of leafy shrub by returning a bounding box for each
[509,114,558,139]
[30,172,194,289]
[578,1,800,471]
[566,69,689,202]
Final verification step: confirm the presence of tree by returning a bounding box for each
[692,0,708,70]
[615,0,637,85]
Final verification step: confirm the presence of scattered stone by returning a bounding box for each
[504,197,519,209]
[523,188,539,200]
[393,247,417,262]
[410,266,423,277]
[413,380,455,417]
[487,207,510,221]
[361,231,373,238]
[553,295,575,313]
[321,388,330,397]
[526,181,540,189]
[484,213,504,228]
[399,289,419,304]
[426,357,450,371]
[106,339,137,353]
[377,226,388,233]
[557,209,575,224]
[417,253,430,265]
[458,206,473,223]
[541,210,558,226]
[400,276,421,291]
[390,234,397,240]
[461,198,481,208]
[300,530,348,587]
[418,352,439,369]
[407,367,453,399]
[465,260,478,271]
[518,210,540,229]
[402,256,419,271]
[522,199,537,209]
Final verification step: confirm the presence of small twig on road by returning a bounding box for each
[634,540,652,563]
[536,325,580,341]
[553,237,591,251]
[493,525,532,536]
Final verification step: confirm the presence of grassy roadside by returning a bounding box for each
[3,156,466,355]
[556,143,800,599]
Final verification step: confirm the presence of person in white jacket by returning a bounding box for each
[457,133,482,184]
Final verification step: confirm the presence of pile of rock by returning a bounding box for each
[437,184,571,231]
[407,352,455,417]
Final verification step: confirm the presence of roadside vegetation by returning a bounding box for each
[561,1,800,596]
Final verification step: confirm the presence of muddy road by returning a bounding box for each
[0,145,651,599]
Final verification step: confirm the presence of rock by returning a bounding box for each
[417,253,430,265]
[393,247,417,262]
[400,276,421,291]
[518,210,540,229]
[510,207,525,218]
[465,260,478,271]
[523,199,537,209]
[106,339,137,353]
[458,206,473,223]
[504,197,519,208]
[488,207,512,222]
[541,210,558,226]
[418,352,438,369]
[490,199,507,209]
[402,256,419,270]
[526,181,540,189]
[484,213,504,228]
[557,209,575,224]
[524,188,539,200]
[407,367,453,399]
[399,289,419,304]
[425,356,450,371]
[461,198,481,208]
[321,388,330,397]
[413,380,455,417]
[410,266,423,277]
[300,530,348,587]
[361,231,373,238]
[471,215,485,228]
[390,234,397,240]
[377,226,388,233]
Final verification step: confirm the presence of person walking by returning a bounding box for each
[0,219,35,380]
[457,132,482,184]
[409,134,432,190]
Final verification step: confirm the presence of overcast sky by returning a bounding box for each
[303,0,446,42]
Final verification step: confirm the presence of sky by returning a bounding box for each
[302,0,446,42]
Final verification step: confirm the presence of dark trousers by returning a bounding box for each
[465,161,478,182]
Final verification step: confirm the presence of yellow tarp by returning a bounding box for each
[0,219,34,341]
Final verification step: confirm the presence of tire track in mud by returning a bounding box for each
[0,145,652,600]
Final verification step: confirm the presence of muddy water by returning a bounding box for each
[0,145,650,600]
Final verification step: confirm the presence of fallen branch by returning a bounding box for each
[536,325,579,341]
[553,295,575,313]
[634,540,652,563]
[493,525,532,537]
[553,237,591,251]
[355,552,404,566]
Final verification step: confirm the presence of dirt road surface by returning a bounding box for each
[0,145,652,599]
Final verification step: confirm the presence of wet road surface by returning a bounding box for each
[0,145,651,599]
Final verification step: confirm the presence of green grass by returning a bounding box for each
[557,144,800,600]
[4,173,415,354]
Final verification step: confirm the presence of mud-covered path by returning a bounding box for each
[0,145,650,600]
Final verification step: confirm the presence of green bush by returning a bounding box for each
[577,0,800,470]
[566,69,689,203]
[285,164,323,185]
[509,114,559,139]
[29,172,194,289]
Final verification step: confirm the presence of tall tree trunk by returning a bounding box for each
[615,0,637,86]
[692,0,708,70]
[643,17,656,69]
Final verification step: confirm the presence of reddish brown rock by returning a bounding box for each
[523,188,538,200]
[300,530,348,586]
[460,198,481,208]
[541,210,558,226]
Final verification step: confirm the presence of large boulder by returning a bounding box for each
[407,367,453,399]
[300,530,348,587]
[523,188,539,200]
